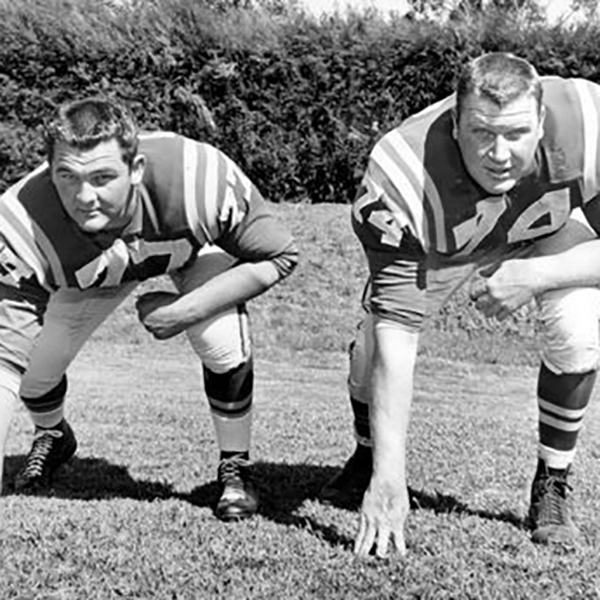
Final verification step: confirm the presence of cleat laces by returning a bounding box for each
[218,458,250,499]
[21,429,63,479]
[536,474,572,526]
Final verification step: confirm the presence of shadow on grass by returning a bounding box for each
[4,456,523,545]
[3,455,177,501]
[186,461,355,550]
[408,487,525,530]
[3,455,353,549]
[311,466,525,531]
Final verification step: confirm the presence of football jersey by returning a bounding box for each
[352,77,600,327]
[0,132,297,293]
[353,77,600,259]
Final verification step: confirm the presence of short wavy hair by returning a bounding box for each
[45,97,139,167]
[455,52,543,121]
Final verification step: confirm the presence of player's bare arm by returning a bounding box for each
[136,260,281,339]
[354,321,418,559]
[471,216,600,320]
[525,240,600,289]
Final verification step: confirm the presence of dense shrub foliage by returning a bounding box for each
[2,0,600,202]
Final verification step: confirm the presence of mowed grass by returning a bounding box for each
[1,203,600,599]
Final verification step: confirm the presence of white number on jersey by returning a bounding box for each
[452,197,507,255]
[75,238,195,288]
[507,189,571,243]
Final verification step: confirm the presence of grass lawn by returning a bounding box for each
[1,203,599,599]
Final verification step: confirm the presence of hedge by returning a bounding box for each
[2,0,600,202]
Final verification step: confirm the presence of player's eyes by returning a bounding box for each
[505,130,530,141]
[472,128,493,142]
[57,171,76,182]
[91,174,114,186]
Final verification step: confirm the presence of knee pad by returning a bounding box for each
[20,374,67,414]
[204,357,253,416]
[537,286,600,374]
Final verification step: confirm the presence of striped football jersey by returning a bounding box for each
[352,76,600,259]
[0,132,296,292]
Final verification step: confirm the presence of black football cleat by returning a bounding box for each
[319,445,372,509]
[14,419,77,493]
[215,455,259,521]
[529,460,578,546]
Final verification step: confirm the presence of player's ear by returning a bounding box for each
[537,104,546,141]
[451,107,458,140]
[130,154,146,186]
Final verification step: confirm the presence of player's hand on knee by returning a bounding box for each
[470,260,536,319]
[354,479,409,559]
[135,291,183,340]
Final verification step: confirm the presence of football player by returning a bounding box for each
[319,52,600,556]
[0,97,298,521]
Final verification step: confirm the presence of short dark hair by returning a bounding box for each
[456,53,543,121]
[45,97,139,167]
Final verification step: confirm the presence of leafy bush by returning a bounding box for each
[2,0,600,201]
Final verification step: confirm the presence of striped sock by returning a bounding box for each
[537,362,596,470]
[204,358,253,455]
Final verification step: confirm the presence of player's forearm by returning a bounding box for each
[369,321,419,486]
[167,260,281,327]
[519,240,600,296]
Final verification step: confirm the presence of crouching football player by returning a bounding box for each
[320,52,600,555]
[0,97,297,521]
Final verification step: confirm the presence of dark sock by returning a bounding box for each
[354,444,372,463]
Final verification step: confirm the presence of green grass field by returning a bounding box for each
[1,204,599,599]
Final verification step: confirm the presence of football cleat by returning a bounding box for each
[215,456,259,521]
[319,445,372,509]
[14,419,77,493]
[528,460,578,545]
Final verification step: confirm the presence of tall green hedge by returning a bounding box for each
[2,0,600,202]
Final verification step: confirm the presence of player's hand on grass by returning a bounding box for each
[470,259,537,321]
[135,291,184,340]
[354,479,409,559]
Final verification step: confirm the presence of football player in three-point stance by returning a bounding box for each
[0,97,297,521]
[320,52,600,556]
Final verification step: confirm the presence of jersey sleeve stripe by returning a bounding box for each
[0,192,51,288]
[371,141,426,246]
[139,131,177,140]
[201,144,223,239]
[228,157,252,209]
[182,138,206,242]
[572,79,600,202]
[385,129,448,252]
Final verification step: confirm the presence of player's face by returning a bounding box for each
[454,92,544,196]
[51,139,144,233]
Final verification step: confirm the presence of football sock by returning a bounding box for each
[20,375,68,430]
[204,358,253,454]
[351,395,372,447]
[353,442,372,463]
[537,362,596,470]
